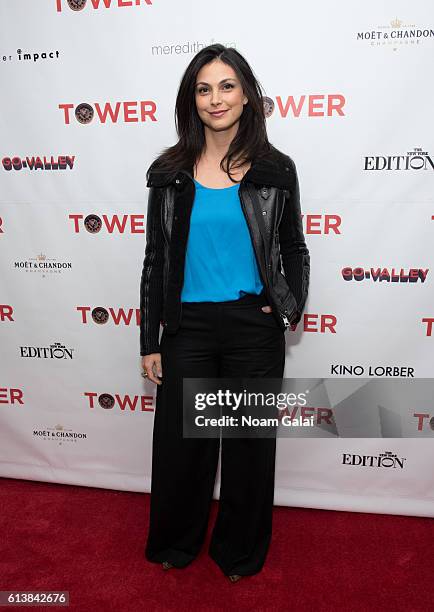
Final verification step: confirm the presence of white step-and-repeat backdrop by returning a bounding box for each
[1,0,433,517]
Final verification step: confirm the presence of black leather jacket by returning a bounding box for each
[140,146,310,356]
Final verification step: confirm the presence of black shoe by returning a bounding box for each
[162,561,174,570]
[228,574,243,583]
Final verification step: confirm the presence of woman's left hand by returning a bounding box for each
[261,305,272,313]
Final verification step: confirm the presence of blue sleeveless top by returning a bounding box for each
[180,179,264,302]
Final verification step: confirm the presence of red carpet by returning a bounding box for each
[0,476,432,611]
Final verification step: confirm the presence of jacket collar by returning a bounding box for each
[146,149,292,191]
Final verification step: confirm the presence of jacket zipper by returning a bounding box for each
[175,174,197,328]
[239,177,294,329]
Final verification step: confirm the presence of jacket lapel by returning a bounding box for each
[146,150,292,190]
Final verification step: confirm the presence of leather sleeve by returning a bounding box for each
[139,186,164,356]
[278,156,310,325]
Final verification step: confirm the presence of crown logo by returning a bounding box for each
[391,18,402,28]
[37,252,46,261]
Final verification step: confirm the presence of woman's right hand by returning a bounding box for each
[141,354,163,385]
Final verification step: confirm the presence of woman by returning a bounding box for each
[140,44,310,582]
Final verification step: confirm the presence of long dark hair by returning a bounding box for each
[147,43,272,184]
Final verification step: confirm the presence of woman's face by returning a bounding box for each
[194,59,248,133]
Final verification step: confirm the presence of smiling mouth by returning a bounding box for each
[209,110,227,116]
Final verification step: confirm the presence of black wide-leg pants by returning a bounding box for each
[144,290,286,576]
